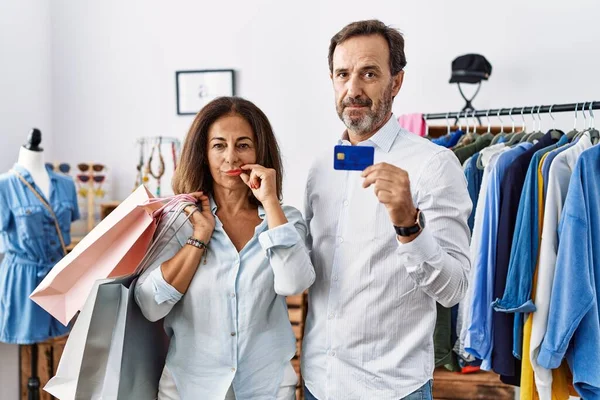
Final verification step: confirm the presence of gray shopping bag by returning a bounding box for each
[45,276,168,399]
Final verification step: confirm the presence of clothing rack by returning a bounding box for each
[424,101,600,120]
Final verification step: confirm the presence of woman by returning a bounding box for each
[135,97,315,400]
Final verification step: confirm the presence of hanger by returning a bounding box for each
[525,105,544,143]
[546,104,563,140]
[588,102,600,145]
[470,109,479,136]
[477,109,495,169]
[490,108,505,145]
[424,114,430,137]
[507,107,527,145]
[573,102,589,141]
[454,110,469,147]
[566,103,580,141]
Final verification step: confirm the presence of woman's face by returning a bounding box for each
[206,113,257,191]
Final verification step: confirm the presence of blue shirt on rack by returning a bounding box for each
[464,153,484,232]
[492,131,559,381]
[491,141,561,359]
[0,164,79,344]
[465,143,532,370]
[432,130,464,148]
[537,145,600,399]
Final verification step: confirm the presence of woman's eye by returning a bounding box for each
[238,143,250,149]
[213,143,224,149]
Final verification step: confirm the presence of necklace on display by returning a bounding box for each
[171,142,178,171]
[134,143,146,191]
[146,137,165,196]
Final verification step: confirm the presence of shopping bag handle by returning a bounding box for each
[143,194,199,220]
[134,200,196,276]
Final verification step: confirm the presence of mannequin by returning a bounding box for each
[0,128,79,400]
[16,128,50,199]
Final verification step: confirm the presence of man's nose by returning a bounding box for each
[346,75,364,98]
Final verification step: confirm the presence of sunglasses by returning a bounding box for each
[78,163,105,173]
[77,174,105,183]
[45,162,71,174]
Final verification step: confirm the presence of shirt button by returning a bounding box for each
[230,293,236,298]
[328,313,335,319]
[343,200,349,206]
[333,275,338,281]
[328,351,336,357]
[338,237,344,243]
[231,367,236,372]
[230,332,236,336]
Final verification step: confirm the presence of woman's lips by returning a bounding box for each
[225,169,242,177]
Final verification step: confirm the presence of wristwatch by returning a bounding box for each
[394,209,425,237]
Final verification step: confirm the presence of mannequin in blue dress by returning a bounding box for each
[0,129,80,399]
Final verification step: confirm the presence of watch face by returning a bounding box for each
[418,210,426,229]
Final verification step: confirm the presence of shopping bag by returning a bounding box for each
[30,185,162,326]
[44,276,169,400]
[44,201,194,399]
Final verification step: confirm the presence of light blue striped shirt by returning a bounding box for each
[302,116,472,399]
[135,198,315,399]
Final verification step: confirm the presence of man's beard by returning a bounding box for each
[337,83,393,137]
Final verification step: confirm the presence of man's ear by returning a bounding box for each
[392,71,404,97]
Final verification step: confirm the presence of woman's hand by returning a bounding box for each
[240,164,279,206]
[184,192,215,242]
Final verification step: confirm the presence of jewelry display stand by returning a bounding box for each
[134,136,181,197]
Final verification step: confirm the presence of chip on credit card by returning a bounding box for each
[333,145,374,171]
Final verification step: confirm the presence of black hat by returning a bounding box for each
[449,54,492,84]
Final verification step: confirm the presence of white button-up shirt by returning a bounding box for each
[301,116,472,400]
[135,199,315,399]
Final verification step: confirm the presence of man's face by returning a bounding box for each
[331,34,403,138]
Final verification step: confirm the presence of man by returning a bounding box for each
[301,20,472,400]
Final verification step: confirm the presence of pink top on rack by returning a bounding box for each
[397,113,426,136]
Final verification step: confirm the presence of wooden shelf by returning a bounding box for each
[432,367,515,400]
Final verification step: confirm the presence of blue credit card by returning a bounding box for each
[333,145,374,171]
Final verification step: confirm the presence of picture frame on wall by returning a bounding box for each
[175,69,235,115]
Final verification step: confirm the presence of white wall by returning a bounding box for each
[0,1,53,398]
[49,0,600,208]
[0,0,53,172]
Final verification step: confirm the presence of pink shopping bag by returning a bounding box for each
[29,185,165,326]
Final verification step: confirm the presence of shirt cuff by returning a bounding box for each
[396,227,439,266]
[149,266,183,305]
[258,222,301,251]
[492,298,537,314]
[536,344,563,370]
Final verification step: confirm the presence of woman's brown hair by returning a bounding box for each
[172,97,283,203]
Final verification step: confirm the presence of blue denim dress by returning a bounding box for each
[0,164,80,344]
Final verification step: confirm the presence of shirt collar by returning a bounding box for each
[209,195,266,219]
[12,163,57,185]
[338,114,400,153]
